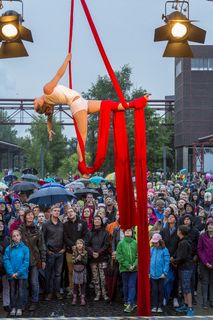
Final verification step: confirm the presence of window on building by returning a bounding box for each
[191,58,213,71]
[176,60,182,77]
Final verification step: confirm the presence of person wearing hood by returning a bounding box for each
[0,199,11,226]
[198,187,206,207]
[179,203,201,230]
[3,229,30,317]
[148,206,158,226]
[203,192,212,213]
[19,208,46,311]
[87,215,110,302]
[116,228,138,313]
[64,207,88,296]
[8,198,22,228]
[198,218,213,309]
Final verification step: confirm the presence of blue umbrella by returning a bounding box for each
[41,182,65,189]
[89,176,106,184]
[44,177,55,183]
[179,168,187,174]
[28,186,76,207]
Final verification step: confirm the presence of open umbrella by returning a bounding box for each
[12,181,39,192]
[0,182,8,190]
[206,185,213,193]
[21,174,39,182]
[28,186,76,207]
[65,181,85,192]
[74,188,100,199]
[4,175,18,183]
[89,176,106,184]
[44,177,55,183]
[75,178,91,185]
[22,168,38,175]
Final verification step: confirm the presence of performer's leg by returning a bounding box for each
[73,110,88,161]
[87,97,148,113]
[88,100,125,113]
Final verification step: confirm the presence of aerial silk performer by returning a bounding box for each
[34,0,150,316]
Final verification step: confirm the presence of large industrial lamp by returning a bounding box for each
[154,1,206,57]
[0,5,33,58]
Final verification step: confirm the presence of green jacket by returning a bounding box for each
[116,237,138,272]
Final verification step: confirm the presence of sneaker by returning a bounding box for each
[132,304,137,309]
[202,304,208,310]
[173,298,179,307]
[28,303,37,311]
[157,307,163,313]
[176,304,188,312]
[103,294,110,302]
[186,308,194,316]
[124,304,134,313]
[10,308,16,316]
[163,298,167,306]
[56,292,63,300]
[16,309,22,316]
[151,307,157,312]
[124,303,128,308]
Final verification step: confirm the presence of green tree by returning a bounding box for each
[0,110,18,143]
[20,115,68,176]
[83,65,174,173]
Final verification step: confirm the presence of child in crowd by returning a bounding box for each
[116,228,137,313]
[3,229,30,317]
[150,233,170,313]
[72,239,88,305]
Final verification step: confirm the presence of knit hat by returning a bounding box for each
[151,233,162,243]
[206,217,213,225]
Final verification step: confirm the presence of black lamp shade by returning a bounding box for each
[0,40,28,58]
[163,41,193,57]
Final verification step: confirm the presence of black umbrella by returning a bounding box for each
[74,188,100,199]
[4,175,18,183]
[22,168,38,175]
[28,187,77,207]
[21,174,39,182]
[12,181,39,192]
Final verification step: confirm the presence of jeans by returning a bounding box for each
[151,278,164,308]
[2,275,10,307]
[46,252,64,293]
[200,263,213,305]
[9,279,26,308]
[121,271,137,305]
[29,266,39,302]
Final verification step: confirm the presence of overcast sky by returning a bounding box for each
[0,0,213,137]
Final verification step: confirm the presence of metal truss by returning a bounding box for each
[0,98,174,125]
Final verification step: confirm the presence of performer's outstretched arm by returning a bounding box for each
[43,53,71,95]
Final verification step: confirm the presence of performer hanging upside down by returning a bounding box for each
[34,53,149,163]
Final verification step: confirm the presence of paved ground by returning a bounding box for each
[0,292,213,318]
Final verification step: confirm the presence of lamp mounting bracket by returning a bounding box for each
[0,0,23,21]
[164,0,189,21]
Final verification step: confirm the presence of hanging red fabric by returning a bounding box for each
[68,0,150,316]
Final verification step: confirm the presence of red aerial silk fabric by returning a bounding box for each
[68,0,150,315]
